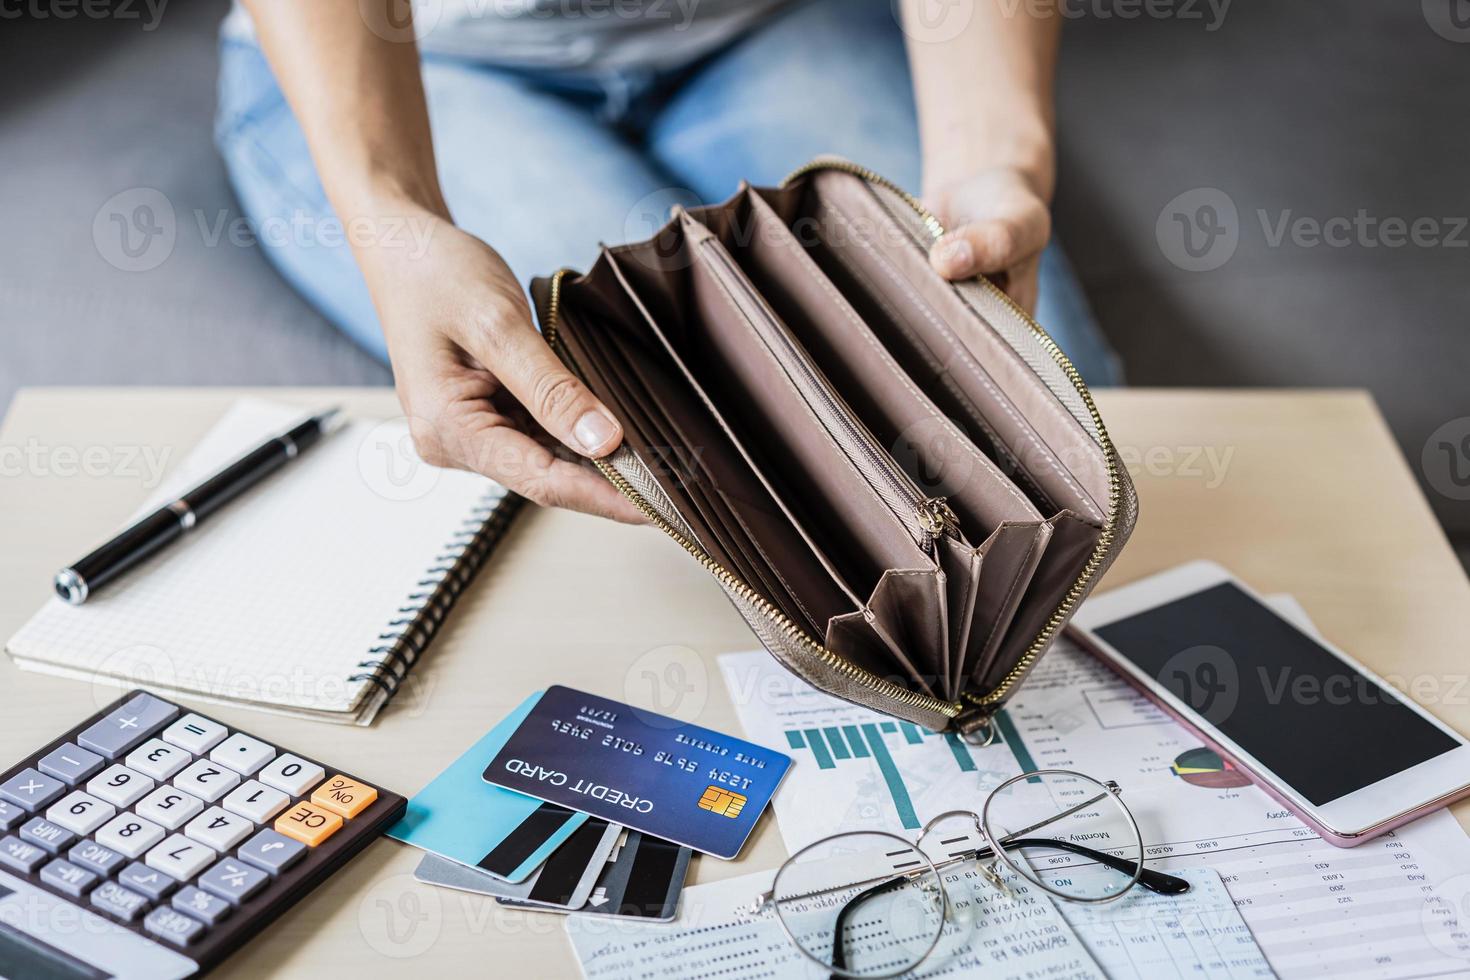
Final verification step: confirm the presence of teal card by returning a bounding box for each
[387,692,587,882]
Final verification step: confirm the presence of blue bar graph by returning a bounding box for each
[782,717,992,830]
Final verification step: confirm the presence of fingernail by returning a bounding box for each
[937,237,973,275]
[573,410,618,453]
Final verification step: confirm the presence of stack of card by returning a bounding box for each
[387,688,790,921]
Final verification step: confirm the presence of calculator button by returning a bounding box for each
[185,807,253,852]
[273,801,342,847]
[70,839,127,877]
[0,800,21,831]
[257,754,325,797]
[19,817,75,855]
[0,835,48,874]
[135,786,205,831]
[1,768,66,811]
[160,713,228,755]
[39,857,98,898]
[95,812,166,859]
[125,738,192,781]
[38,743,105,786]
[144,905,207,947]
[119,861,178,901]
[87,764,154,808]
[198,857,269,905]
[77,693,179,760]
[209,733,276,776]
[47,791,116,836]
[172,759,241,803]
[173,885,232,925]
[222,781,289,824]
[90,880,151,922]
[311,775,378,819]
[145,834,218,881]
[237,829,306,875]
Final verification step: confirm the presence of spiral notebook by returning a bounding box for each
[5,398,522,725]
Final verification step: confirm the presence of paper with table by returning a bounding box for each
[714,596,1470,978]
[565,863,1268,980]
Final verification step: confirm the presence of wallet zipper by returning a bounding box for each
[701,240,957,554]
[542,270,962,723]
[780,158,1125,714]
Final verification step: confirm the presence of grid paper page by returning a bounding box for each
[6,398,501,717]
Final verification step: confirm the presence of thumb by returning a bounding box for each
[930,211,1049,281]
[485,323,624,458]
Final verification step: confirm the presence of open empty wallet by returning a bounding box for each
[532,159,1137,735]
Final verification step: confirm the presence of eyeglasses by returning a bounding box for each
[751,768,1191,979]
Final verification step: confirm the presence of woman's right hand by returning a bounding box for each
[361,213,647,524]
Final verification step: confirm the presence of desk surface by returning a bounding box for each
[2,387,1468,977]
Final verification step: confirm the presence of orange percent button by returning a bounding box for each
[274,801,343,847]
[311,775,378,819]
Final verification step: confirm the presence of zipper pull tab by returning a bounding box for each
[916,497,958,540]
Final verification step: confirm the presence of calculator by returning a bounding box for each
[0,690,406,979]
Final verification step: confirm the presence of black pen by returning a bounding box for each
[54,408,342,605]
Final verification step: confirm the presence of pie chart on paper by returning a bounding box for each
[1170,746,1253,789]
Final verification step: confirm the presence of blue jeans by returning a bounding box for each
[215,0,1121,385]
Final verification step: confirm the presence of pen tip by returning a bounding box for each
[316,406,344,432]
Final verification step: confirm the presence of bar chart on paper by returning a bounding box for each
[780,720,991,830]
[719,653,1022,850]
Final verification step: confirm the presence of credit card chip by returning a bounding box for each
[698,786,746,818]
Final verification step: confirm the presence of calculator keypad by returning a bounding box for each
[0,691,400,972]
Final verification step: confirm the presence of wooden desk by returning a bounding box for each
[2,388,1468,976]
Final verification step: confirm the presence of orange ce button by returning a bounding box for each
[274,801,343,846]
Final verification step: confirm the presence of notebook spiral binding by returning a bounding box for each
[347,488,524,701]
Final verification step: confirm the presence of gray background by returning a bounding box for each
[0,0,1465,566]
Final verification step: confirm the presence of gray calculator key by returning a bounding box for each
[0,768,66,811]
[39,858,98,898]
[237,829,306,875]
[77,693,180,760]
[172,885,231,925]
[0,800,21,832]
[119,862,177,901]
[144,906,207,947]
[19,817,75,855]
[70,839,127,877]
[0,835,48,874]
[38,743,105,786]
[90,880,151,922]
[198,857,268,905]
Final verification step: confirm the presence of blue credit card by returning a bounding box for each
[482,686,790,860]
[388,692,588,882]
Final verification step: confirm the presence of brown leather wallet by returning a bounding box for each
[532,159,1136,735]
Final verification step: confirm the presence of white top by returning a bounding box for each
[223,0,793,72]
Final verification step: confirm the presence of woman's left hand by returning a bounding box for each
[924,166,1052,314]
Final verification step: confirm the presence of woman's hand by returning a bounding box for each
[363,214,647,524]
[924,166,1052,315]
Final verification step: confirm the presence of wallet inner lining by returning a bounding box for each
[770,180,1106,527]
[556,262,856,637]
[605,232,935,604]
[699,189,1045,539]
